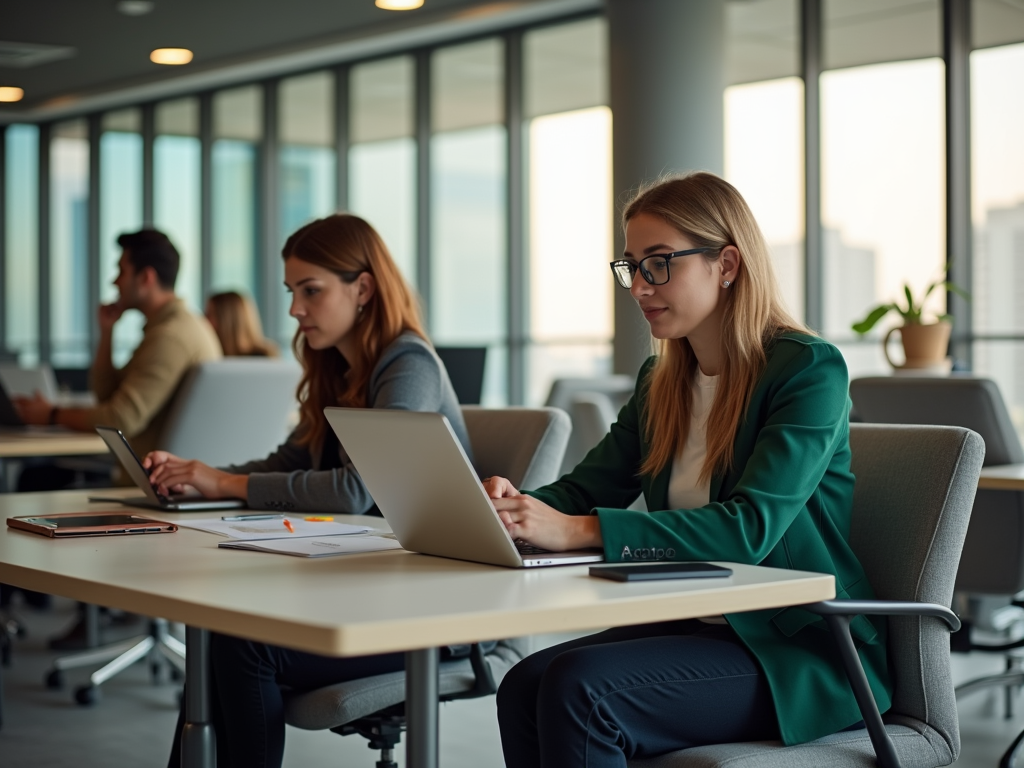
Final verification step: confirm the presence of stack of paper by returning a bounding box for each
[218,536,403,558]
[176,516,403,558]
[175,517,372,541]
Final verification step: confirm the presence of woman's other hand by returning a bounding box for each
[144,451,248,501]
[482,475,519,499]
[492,494,603,552]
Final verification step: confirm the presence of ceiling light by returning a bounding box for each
[150,48,193,65]
[116,0,155,15]
[375,0,424,9]
[0,87,24,102]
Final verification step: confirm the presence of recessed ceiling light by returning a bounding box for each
[150,48,193,65]
[375,0,424,9]
[116,0,155,15]
[0,87,24,102]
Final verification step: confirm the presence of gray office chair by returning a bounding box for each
[46,359,301,704]
[282,406,571,767]
[629,423,984,768]
[850,375,1024,766]
[160,358,301,465]
[545,375,635,475]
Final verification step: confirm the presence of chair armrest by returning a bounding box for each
[805,600,960,632]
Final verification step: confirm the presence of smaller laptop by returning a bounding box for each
[92,426,245,511]
[323,407,604,568]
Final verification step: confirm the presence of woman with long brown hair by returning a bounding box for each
[486,172,892,766]
[146,213,468,513]
[204,290,279,357]
[151,214,469,768]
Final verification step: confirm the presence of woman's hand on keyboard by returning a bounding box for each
[492,494,603,552]
[144,451,249,501]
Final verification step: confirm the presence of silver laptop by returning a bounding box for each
[323,407,604,568]
[91,426,245,511]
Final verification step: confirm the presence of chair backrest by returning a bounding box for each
[545,376,635,474]
[570,393,618,453]
[0,363,58,400]
[158,359,301,466]
[850,375,1024,594]
[460,406,571,491]
[850,376,1024,466]
[847,423,984,757]
[434,346,487,405]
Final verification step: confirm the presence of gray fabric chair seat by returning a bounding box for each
[283,640,525,731]
[629,718,951,768]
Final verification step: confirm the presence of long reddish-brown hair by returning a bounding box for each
[205,291,279,357]
[284,214,426,452]
[625,173,809,483]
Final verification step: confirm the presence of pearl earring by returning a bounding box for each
[722,280,731,288]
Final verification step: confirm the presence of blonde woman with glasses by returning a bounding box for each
[485,172,891,767]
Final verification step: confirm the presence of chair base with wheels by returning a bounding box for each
[284,640,525,765]
[45,616,185,705]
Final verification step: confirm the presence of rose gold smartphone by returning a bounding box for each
[7,512,177,538]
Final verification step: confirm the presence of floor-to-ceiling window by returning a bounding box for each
[971,38,1024,430]
[50,119,90,367]
[820,0,945,376]
[523,18,613,405]
[430,38,508,405]
[211,85,262,300]
[723,0,804,325]
[277,70,337,346]
[349,56,417,286]
[100,108,143,365]
[4,125,39,365]
[154,98,201,312]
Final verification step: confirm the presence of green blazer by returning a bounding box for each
[529,333,892,745]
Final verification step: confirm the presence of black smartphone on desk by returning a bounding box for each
[589,562,733,582]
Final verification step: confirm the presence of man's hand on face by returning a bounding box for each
[97,301,125,334]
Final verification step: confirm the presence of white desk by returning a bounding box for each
[978,464,1024,492]
[0,489,836,768]
[0,429,107,459]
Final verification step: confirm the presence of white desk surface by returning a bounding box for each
[0,489,835,658]
[0,429,108,458]
[978,464,1024,491]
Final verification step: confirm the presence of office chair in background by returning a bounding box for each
[434,346,487,406]
[282,406,571,767]
[46,358,301,704]
[850,375,1024,767]
[544,375,634,475]
[630,423,984,768]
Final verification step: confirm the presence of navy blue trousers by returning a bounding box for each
[167,633,404,768]
[497,620,780,768]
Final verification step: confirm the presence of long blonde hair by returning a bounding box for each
[206,291,278,358]
[625,172,808,482]
[284,214,427,452]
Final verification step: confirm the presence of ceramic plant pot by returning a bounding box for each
[883,321,952,372]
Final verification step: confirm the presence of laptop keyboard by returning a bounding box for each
[515,542,551,556]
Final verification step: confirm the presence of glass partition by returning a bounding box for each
[212,85,262,299]
[100,109,144,365]
[154,98,201,312]
[430,38,507,405]
[349,56,417,284]
[50,119,90,366]
[523,18,613,405]
[4,125,39,364]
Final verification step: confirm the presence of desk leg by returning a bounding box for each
[181,627,216,768]
[405,647,439,768]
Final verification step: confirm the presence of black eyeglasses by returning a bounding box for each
[609,248,719,289]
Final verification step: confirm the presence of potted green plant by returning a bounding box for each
[851,275,969,372]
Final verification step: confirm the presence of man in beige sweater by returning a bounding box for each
[16,229,222,460]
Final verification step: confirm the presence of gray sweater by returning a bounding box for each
[227,332,470,514]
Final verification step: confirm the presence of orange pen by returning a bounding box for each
[282,519,295,534]
[305,516,334,522]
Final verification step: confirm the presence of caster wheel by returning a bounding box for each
[74,685,99,706]
[45,669,64,689]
